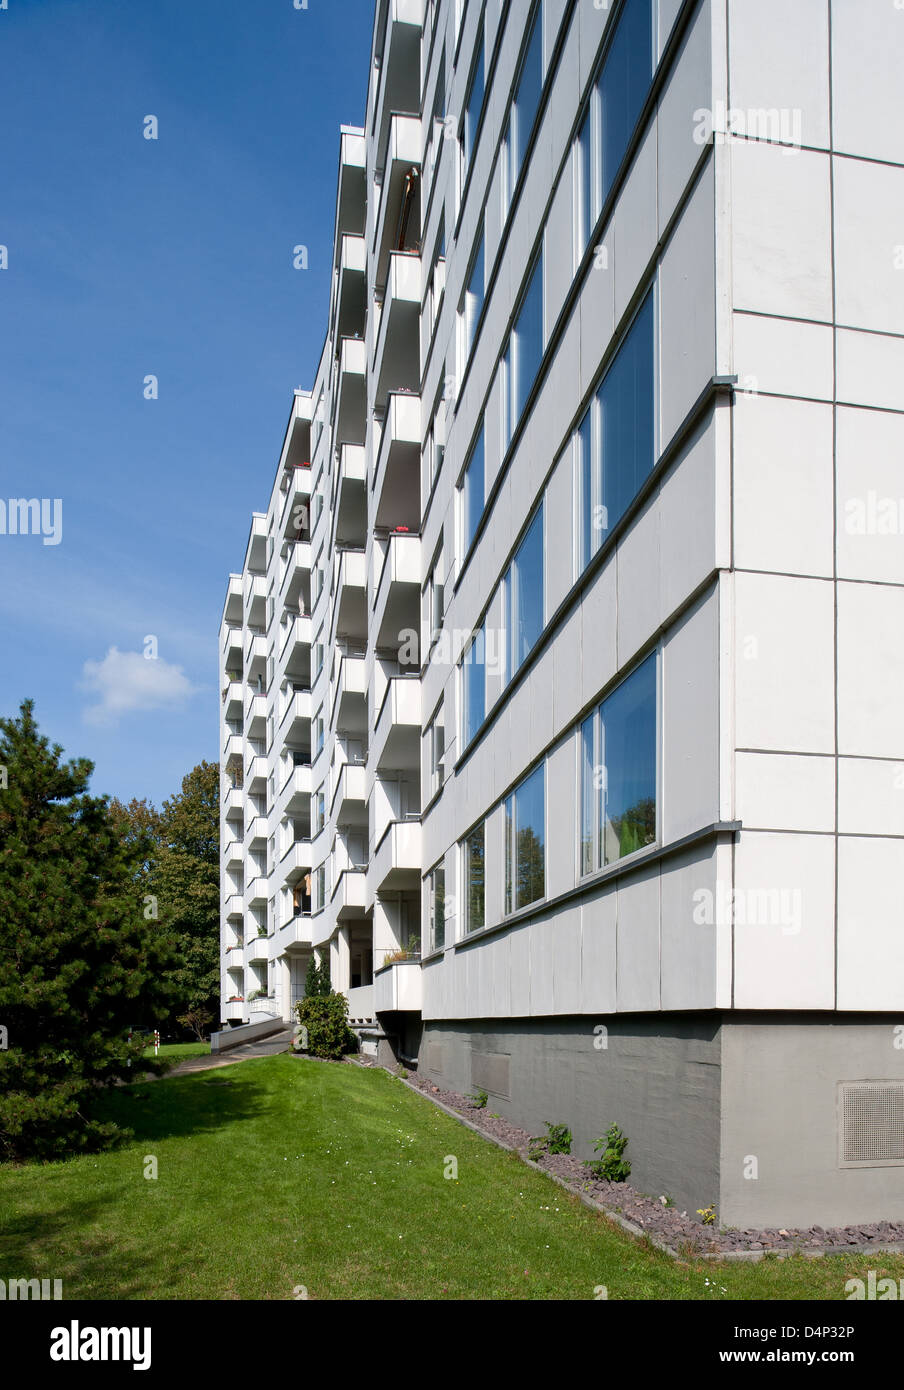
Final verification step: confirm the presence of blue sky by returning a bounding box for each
[0,0,373,806]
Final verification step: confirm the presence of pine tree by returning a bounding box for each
[304,952,331,999]
[0,701,175,1160]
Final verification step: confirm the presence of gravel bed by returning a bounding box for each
[386,1065,904,1257]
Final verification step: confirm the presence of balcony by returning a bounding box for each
[372,675,421,772]
[332,653,367,735]
[243,691,267,739]
[246,755,268,792]
[370,819,421,895]
[279,539,312,612]
[374,392,420,530]
[224,838,244,870]
[246,934,270,964]
[223,732,244,765]
[373,252,421,409]
[374,958,423,1013]
[224,944,245,970]
[222,623,242,664]
[334,234,366,341]
[280,762,312,817]
[373,115,422,289]
[332,547,367,643]
[279,688,312,745]
[280,841,310,883]
[279,614,312,672]
[223,574,243,627]
[243,514,267,576]
[277,912,313,952]
[244,630,267,670]
[371,0,423,169]
[335,337,366,447]
[245,877,268,908]
[243,574,266,627]
[279,462,311,540]
[335,126,366,246]
[332,867,367,921]
[347,984,375,1022]
[373,531,420,650]
[221,679,243,723]
[224,998,245,1022]
[331,760,367,827]
[334,444,366,546]
[248,994,280,1019]
[224,893,244,919]
[244,815,268,848]
[223,784,244,819]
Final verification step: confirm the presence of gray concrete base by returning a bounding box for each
[419,1013,904,1230]
[419,1016,721,1217]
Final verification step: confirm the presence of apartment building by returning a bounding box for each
[219,0,904,1228]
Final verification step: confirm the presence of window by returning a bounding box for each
[462,623,486,746]
[314,708,324,757]
[580,653,657,873]
[509,5,543,192]
[464,823,485,932]
[315,864,325,912]
[502,253,544,450]
[577,289,655,569]
[429,864,446,951]
[428,392,447,491]
[504,763,545,914]
[313,787,325,836]
[461,426,485,554]
[504,502,544,680]
[428,704,445,795]
[462,34,485,172]
[426,545,445,645]
[576,106,593,260]
[463,227,485,358]
[599,0,653,203]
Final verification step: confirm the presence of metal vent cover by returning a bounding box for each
[839,1082,904,1167]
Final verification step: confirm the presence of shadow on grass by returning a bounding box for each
[0,1192,200,1300]
[85,1070,268,1147]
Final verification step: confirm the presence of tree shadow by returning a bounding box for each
[86,1068,268,1147]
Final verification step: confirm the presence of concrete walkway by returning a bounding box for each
[148,1028,294,1078]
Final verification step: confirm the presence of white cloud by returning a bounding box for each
[80,647,200,725]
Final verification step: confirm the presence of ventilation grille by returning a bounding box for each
[841,1083,904,1166]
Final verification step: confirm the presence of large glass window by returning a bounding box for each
[598,0,654,204]
[576,106,593,258]
[513,254,543,425]
[463,35,485,171]
[504,503,544,680]
[580,653,657,873]
[428,704,445,795]
[464,823,485,932]
[510,5,543,189]
[461,427,485,553]
[577,288,655,566]
[429,864,446,951]
[464,230,485,357]
[504,763,545,914]
[462,623,486,746]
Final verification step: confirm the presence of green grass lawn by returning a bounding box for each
[1,1055,901,1300]
[141,1042,210,1061]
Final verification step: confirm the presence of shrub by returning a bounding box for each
[303,954,331,999]
[587,1123,631,1182]
[528,1121,572,1159]
[469,1088,489,1110]
[295,992,356,1060]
